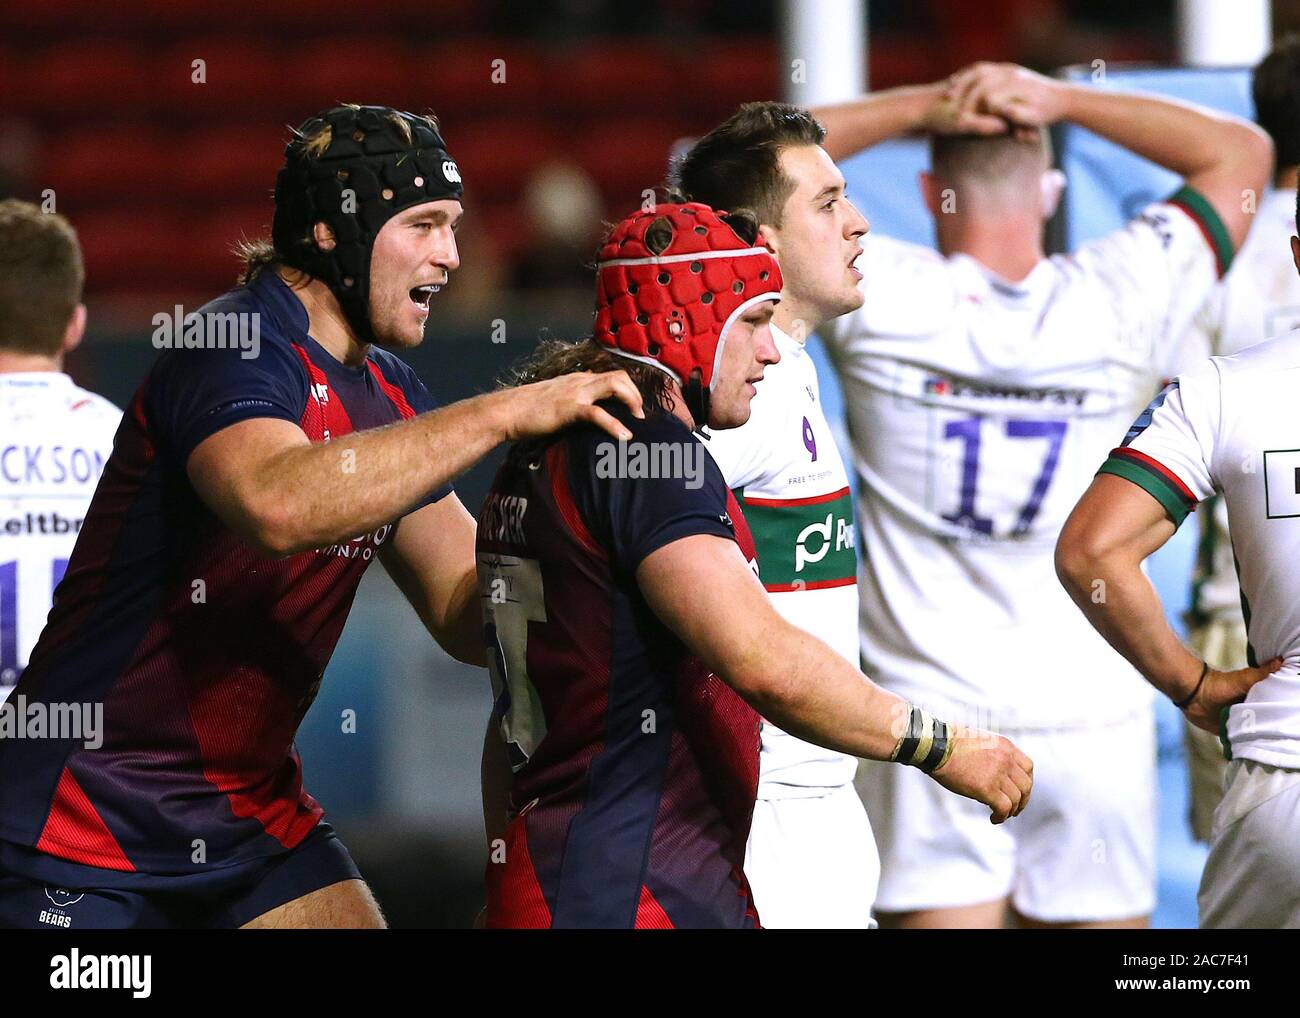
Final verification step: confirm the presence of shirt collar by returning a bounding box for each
[249,269,311,341]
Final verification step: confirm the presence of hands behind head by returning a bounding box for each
[925,62,1066,141]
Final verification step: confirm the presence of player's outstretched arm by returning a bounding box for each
[812,80,1008,162]
[187,371,645,558]
[948,62,1272,251]
[638,534,1033,823]
[1056,474,1279,732]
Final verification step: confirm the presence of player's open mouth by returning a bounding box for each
[409,284,442,311]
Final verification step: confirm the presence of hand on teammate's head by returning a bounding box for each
[944,62,1068,134]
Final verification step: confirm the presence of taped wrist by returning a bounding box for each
[891,704,955,773]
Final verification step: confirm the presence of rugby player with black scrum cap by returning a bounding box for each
[0,105,643,930]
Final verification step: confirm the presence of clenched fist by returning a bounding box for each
[929,725,1034,824]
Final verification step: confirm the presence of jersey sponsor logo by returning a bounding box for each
[740,487,856,591]
[317,523,394,561]
[924,374,1087,408]
[481,493,528,546]
[594,438,705,490]
[0,445,107,486]
[45,887,83,908]
[2,511,84,536]
[151,305,260,360]
[310,382,330,405]
[41,887,82,928]
[794,511,854,573]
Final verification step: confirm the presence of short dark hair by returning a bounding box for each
[674,101,826,227]
[1254,34,1300,173]
[0,199,84,356]
[929,131,1049,185]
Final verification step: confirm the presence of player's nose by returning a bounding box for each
[434,232,461,274]
[844,198,869,239]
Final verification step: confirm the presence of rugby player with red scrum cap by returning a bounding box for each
[475,200,1033,929]
[0,105,646,929]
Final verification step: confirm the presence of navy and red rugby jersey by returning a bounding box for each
[478,404,763,929]
[0,270,450,875]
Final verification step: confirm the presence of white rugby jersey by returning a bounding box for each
[1182,188,1300,623]
[821,188,1229,727]
[0,372,120,703]
[704,324,860,793]
[1101,335,1300,767]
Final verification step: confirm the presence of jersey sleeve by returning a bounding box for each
[146,340,308,464]
[1095,358,1223,527]
[568,407,738,573]
[1071,186,1235,379]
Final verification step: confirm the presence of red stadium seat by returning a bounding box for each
[151,38,288,117]
[27,41,158,118]
[178,124,292,202]
[415,42,548,117]
[678,37,781,123]
[450,119,560,200]
[74,208,196,290]
[572,117,691,209]
[37,127,175,206]
[279,38,427,114]
[543,46,679,115]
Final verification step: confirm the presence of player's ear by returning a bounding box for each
[757,222,780,256]
[62,303,86,356]
[1291,235,1300,277]
[1040,169,1066,219]
[312,221,337,252]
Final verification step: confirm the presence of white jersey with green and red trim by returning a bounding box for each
[1100,335,1300,767]
[703,324,860,794]
[821,187,1230,728]
[1180,188,1300,625]
[0,372,120,704]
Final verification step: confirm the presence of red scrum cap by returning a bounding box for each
[593,202,782,423]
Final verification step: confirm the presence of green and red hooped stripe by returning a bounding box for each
[741,485,851,508]
[1166,185,1234,278]
[1097,446,1198,526]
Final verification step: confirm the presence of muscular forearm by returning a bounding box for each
[1057,549,1201,700]
[726,622,909,761]
[1058,84,1269,191]
[813,83,945,161]
[252,390,511,555]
